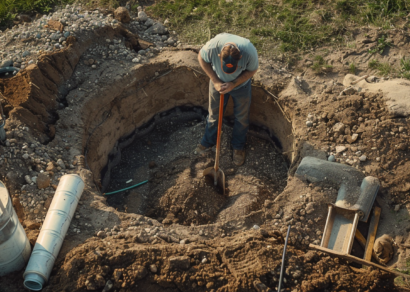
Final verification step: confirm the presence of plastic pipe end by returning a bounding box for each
[24,273,45,291]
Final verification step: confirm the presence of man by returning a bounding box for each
[195,33,259,166]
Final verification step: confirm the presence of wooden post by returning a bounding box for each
[364,207,381,262]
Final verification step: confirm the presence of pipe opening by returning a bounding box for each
[24,279,43,291]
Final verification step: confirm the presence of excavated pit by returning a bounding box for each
[77,52,295,226]
[102,105,289,226]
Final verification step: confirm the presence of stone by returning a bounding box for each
[305,202,315,214]
[1,60,13,68]
[48,20,64,32]
[328,155,336,162]
[346,133,359,144]
[137,11,148,22]
[306,121,313,127]
[359,155,367,162]
[144,18,155,27]
[253,280,269,292]
[102,280,113,292]
[333,122,345,133]
[394,204,400,212]
[24,175,32,184]
[57,159,65,169]
[146,23,168,35]
[37,172,51,189]
[113,269,122,282]
[46,162,55,172]
[97,231,106,238]
[150,264,157,273]
[292,270,302,279]
[114,7,130,23]
[169,256,191,270]
[342,87,357,95]
[335,146,347,153]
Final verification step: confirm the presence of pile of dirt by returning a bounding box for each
[16,229,395,292]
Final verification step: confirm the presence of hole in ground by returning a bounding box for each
[103,106,289,226]
[83,63,295,226]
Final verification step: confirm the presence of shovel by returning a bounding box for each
[203,94,226,195]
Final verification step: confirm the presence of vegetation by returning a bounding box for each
[0,0,72,29]
[311,55,333,74]
[1,0,410,57]
[147,0,410,56]
[349,62,357,74]
[0,0,122,30]
[368,57,410,79]
[368,35,392,54]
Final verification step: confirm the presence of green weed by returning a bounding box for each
[368,35,392,54]
[400,57,410,79]
[311,55,332,74]
[368,59,380,69]
[401,57,410,71]
[377,62,393,76]
[349,62,357,74]
[0,0,75,29]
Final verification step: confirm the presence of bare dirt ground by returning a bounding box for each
[1,5,410,292]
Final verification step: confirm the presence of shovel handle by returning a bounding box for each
[214,94,224,172]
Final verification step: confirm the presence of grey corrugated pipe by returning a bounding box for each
[23,174,85,291]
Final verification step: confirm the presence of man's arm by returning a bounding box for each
[198,53,225,92]
[219,69,258,95]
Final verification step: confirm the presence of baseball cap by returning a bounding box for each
[222,55,239,74]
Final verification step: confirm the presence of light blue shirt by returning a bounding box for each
[200,33,259,88]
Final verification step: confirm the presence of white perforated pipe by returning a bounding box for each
[23,174,85,291]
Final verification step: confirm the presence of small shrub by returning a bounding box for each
[400,57,410,71]
[349,63,357,74]
[368,35,392,54]
[368,59,380,69]
[311,55,332,74]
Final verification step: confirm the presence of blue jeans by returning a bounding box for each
[201,80,252,150]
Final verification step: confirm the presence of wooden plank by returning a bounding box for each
[355,229,378,262]
[364,207,381,262]
[309,244,410,279]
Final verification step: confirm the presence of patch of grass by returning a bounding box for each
[311,55,333,74]
[400,57,410,79]
[368,35,392,54]
[401,57,410,71]
[349,62,357,74]
[368,59,394,76]
[368,59,380,69]
[378,62,393,76]
[148,0,410,57]
[0,0,76,29]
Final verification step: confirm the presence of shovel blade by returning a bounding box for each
[203,167,226,196]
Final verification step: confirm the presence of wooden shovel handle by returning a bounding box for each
[214,94,224,172]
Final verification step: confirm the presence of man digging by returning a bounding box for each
[195,33,259,166]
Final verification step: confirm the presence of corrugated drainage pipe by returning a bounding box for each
[23,174,85,291]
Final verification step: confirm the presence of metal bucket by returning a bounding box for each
[0,181,31,276]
